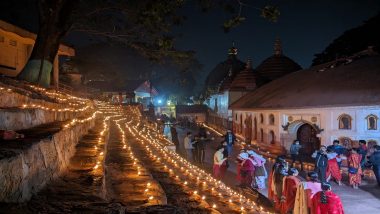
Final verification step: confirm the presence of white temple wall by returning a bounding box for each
[232,105,380,151]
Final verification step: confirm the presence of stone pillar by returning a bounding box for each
[52,55,59,89]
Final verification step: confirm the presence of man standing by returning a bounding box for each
[312,146,328,182]
[224,130,236,156]
[290,140,303,170]
[369,145,380,186]
[170,126,180,153]
[183,132,194,161]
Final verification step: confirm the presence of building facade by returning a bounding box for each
[0,20,75,88]
[205,39,301,131]
[231,51,380,155]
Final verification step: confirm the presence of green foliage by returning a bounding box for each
[312,13,380,66]
[223,16,246,33]
[261,5,280,22]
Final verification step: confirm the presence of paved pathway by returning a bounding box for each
[105,120,165,208]
[174,125,380,214]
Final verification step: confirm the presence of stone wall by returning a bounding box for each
[0,119,95,202]
[0,89,94,130]
[0,90,66,109]
[0,108,77,131]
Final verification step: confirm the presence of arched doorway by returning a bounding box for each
[269,130,275,144]
[297,124,320,155]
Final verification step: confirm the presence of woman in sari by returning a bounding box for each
[213,146,227,179]
[348,148,362,189]
[268,156,287,201]
[272,161,288,211]
[248,150,267,189]
[236,149,246,183]
[280,168,301,214]
[293,171,321,214]
[312,182,344,214]
[239,152,255,187]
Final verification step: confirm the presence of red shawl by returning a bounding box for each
[326,158,342,181]
[312,191,344,214]
[280,176,300,214]
[268,169,275,201]
[240,159,255,186]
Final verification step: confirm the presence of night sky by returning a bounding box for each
[1,0,379,95]
[174,0,380,72]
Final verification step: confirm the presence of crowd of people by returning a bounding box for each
[177,125,380,213]
[182,127,214,166]
[269,156,345,214]
[310,140,380,189]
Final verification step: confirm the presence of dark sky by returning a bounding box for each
[174,0,380,73]
[1,0,379,95]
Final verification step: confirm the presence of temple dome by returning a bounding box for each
[229,59,258,91]
[256,39,302,83]
[218,69,234,92]
[231,53,380,110]
[205,45,245,92]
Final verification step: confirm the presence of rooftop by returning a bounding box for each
[231,53,380,110]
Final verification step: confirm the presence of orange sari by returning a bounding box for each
[326,158,342,181]
[348,153,362,185]
[280,176,300,214]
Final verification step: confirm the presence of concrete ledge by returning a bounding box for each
[0,90,63,109]
[0,118,95,202]
[0,108,80,131]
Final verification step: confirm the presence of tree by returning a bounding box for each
[18,0,75,87]
[14,0,279,87]
[312,13,380,66]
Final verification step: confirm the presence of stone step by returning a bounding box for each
[0,114,96,203]
[0,107,82,131]
[104,121,166,208]
[0,77,95,130]
[0,117,107,213]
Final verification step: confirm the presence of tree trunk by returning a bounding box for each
[17,0,75,87]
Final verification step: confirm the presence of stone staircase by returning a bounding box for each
[0,78,95,131]
[0,118,117,213]
[0,78,97,203]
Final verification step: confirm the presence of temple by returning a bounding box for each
[205,39,301,135]
[230,47,380,155]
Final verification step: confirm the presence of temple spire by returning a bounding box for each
[228,41,238,55]
[246,58,252,69]
[228,67,233,76]
[274,38,282,55]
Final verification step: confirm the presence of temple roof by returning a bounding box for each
[205,46,245,91]
[256,39,301,83]
[229,59,258,91]
[230,54,380,110]
[218,69,234,92]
